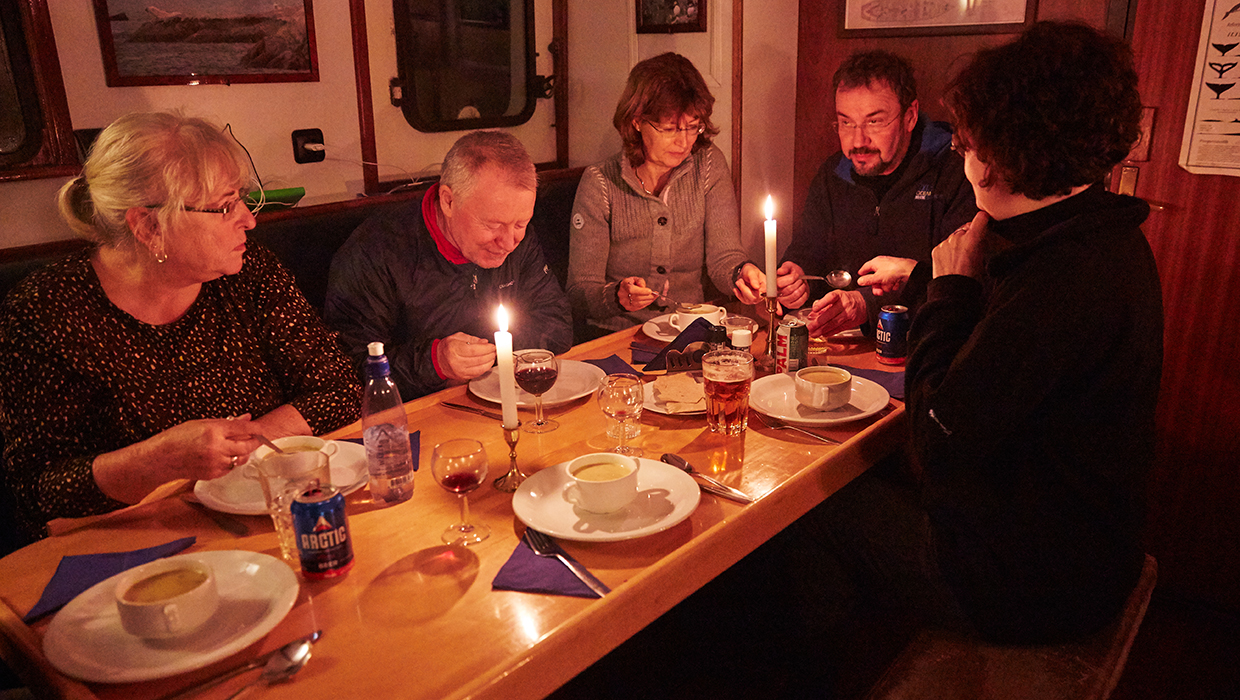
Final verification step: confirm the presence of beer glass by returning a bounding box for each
[701,349,754,436]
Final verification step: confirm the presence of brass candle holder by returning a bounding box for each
[755,295,779,371]
[492,423,527,492]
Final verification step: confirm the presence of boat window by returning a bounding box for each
[0,0,42,167]
[391,0,536,132]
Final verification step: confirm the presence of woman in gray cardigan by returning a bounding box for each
[567,53,766,335]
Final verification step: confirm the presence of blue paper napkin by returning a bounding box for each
[340,430,421,471]
[833,365,905,400]
[584,354,642,377]
[24,536,197,622]
[642,317,714,372]
[491,539,607,598]
[629,342,662,365]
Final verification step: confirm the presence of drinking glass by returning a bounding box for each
[432,439,491,545]
[702,349,754,436]
[596,374,644,456]
[516,349,560,433]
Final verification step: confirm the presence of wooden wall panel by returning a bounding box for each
[795,0,1240,609]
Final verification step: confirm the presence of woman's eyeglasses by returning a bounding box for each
[146,194,259,216]
[644,121,705,137]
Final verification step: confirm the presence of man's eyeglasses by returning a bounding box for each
[644,120,705,137]
[833,115,900,135]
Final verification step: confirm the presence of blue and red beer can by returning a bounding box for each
[291,484,355,579]
[875,305,909,365]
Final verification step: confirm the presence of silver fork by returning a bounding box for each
[523,529,610,597]
[750,411,841,445]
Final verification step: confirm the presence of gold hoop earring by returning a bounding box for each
[153,242,167,264]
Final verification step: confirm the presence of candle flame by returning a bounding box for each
[496,304,509,332]
[764,195,775,221]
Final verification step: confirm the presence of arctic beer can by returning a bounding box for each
[876,305,910,365]
[775,317,809,373]
[291,484,355,579]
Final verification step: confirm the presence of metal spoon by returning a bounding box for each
[798,270,852,288]
[254,434,285,454]
[222,636,313,699]
[660,453,754,503]
[158,631,320,700]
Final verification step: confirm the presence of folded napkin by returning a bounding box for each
[340,430,421,471]
[24,536,197,622]
[642,317,713,372]
[491,540,607,598]
[584,354,641,377]
[629,342,662,365]
[834,365,905,400]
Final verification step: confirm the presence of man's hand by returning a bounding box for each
[806,290,866,338]
[933,211,990,280]
[733,263,766,305]
[619,277,660,312]
[857,256,918,296]
[437,333,497,382]
[775,261,810,309]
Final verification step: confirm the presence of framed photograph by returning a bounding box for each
[637,0,706,34]
[91,0,319,87]
[840,0,1036,38]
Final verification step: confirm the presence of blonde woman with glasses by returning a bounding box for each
[0,112,360,544]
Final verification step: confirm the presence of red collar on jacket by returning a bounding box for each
[423,184,469,265]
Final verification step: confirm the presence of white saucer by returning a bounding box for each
[513,458,700,542]
[641,314,680,343]
[642,375,706,415]
[194,441,368,515]
[469,359,605,408]
[749,373,890,426]
[43,550,299,684]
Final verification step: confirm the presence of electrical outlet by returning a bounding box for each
[292,129,325,164]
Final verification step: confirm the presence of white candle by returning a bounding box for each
[495,305,519,429]
[764,195,777,297]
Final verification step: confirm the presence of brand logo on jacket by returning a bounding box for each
[915,184,933,201]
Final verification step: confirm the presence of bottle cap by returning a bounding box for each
[368,342,384,357]
[731,329,752,349]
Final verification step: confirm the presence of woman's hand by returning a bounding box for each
[933,211,990,280]
[93,417,262,504]
[619,277,660,312]
[733,263,766,305]
[857,256,918,296]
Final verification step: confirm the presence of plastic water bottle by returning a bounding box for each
[362,342,414,504]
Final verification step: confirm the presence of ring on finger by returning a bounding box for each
[230,455,240,468]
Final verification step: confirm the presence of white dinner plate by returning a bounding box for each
[42,550,299,684]
[513,458,700,542]
[194,441,368,515]
[641,314,680,343]
[469,359,605,408]
[642,374,706,415]
[749,373,890,426]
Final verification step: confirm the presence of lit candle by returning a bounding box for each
[764,195,777,297]
[495,305,519,429]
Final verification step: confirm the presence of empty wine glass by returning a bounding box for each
[431,439,490,545]
[596,374,644,457]
[516,349,560,433]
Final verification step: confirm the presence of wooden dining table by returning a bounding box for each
[0,324,906,700]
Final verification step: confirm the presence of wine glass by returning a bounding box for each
[431,439,491,545]
[596,374,644,456]
[516,350,560,433]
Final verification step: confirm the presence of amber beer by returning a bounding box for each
[702,349,754,436]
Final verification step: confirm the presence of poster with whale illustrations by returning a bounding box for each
[1182,0,1240,175]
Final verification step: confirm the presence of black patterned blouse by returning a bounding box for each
[0,244,361,540]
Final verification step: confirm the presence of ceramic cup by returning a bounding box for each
[563,453,640,513]
[669,304,725,331]
[794,366,853,411]
[114,557,219,638]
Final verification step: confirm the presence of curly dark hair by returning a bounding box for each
[613,53,719,168]
[833,51,918,111]
[943,21,1142,199]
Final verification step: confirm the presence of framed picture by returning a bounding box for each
[840,0,1036,38]
[637,0,706,34]
[91,0,319,87]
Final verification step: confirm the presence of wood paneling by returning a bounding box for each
[795,0,1240,610]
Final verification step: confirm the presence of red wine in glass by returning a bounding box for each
[516,350,560,433]
[440,472,483,493]
[431,439,490,545]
